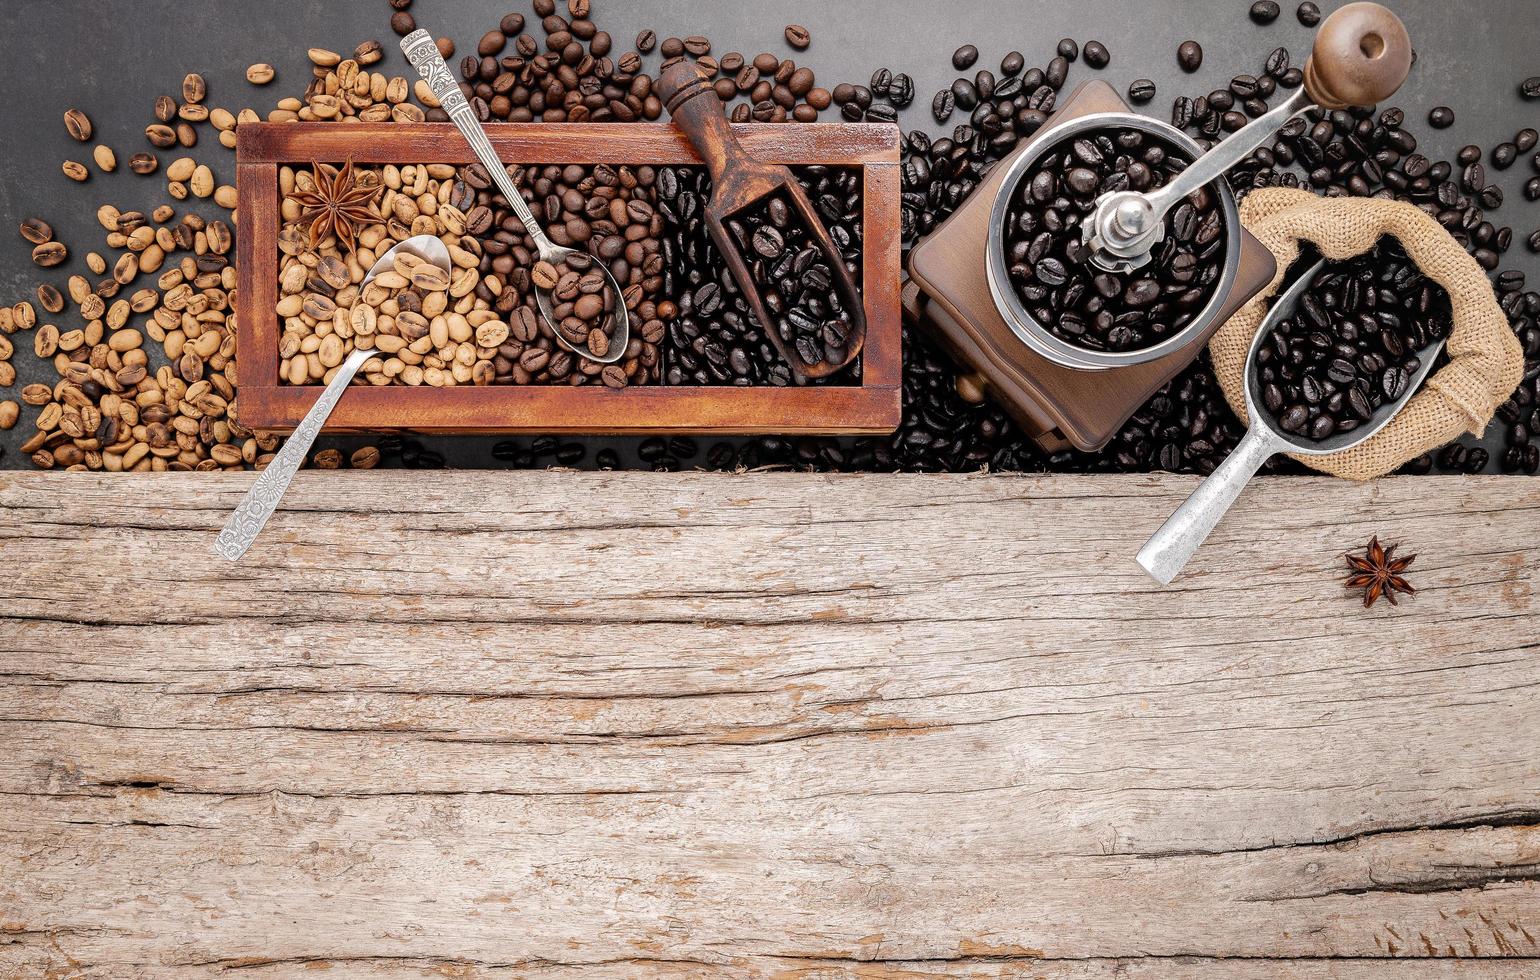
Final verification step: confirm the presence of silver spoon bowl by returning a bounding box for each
[213,234,451,561]
[1136,258,1446,585]
[402,29,630,365]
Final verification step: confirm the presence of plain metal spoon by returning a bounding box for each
[401,28,630,365]
[212,235,451,561]
[1136,259,1446,585]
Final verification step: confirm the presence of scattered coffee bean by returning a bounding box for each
[93,145,116,173]
[1297,1,1321,26]
[1082,41,1110,69]
[1178,40,1203,73]
[1492,142,1518,170]
[1057,38,1079,62]
[1428,106,1455,129]
[1521,77,1540,100]
[61,161,89,182]
[19,218,52,245]
[1250,1,1281,24]
[1128,79,1157,104]
[952,44,978,71]
[784,24,811,50]
[129,152,159,175]
[635,29,656,53]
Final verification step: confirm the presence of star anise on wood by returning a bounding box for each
[289,159,382,255]
[1344,536,1417,608]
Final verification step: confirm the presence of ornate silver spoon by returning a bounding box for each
[213,235,450,561]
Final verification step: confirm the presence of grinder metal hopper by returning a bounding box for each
[905,2,1412,453]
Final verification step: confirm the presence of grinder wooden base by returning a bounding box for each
[905,80,1277,453]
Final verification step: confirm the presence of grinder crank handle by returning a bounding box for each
[400,30,553,252]
[1143,2,1412,219]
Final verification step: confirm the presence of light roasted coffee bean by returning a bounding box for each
[129,152,159,174]
[61,160,89,182]
[20,218,52,245]
[182,73,206,104]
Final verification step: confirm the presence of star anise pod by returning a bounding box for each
[1344,536,1417,608]
[288,159,382,255]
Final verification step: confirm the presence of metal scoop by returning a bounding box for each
[402,29,630,365]
[1135,260,1446,585]
[213,235,450,561]
[1083,2,1412,272]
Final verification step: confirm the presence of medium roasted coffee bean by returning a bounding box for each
[1128,79,1157,104]
[32,242,67,267]
[1177,40,1203,73]
[19,218,52,245]
[1428,106,1454,129]
[1297,1,1321,25]
[784,24,810,50]
[129,152,159,174]
[1250,1,1281,23]
[1082,41,1110,69]
[684,35,711,56]
[390,11,416,35]
[635,29,656,53]
[63,108,92,142]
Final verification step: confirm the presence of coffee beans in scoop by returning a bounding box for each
[1257,241,1452,441]
[1002,127,1226,352]
[727,189,860,371]
[534,254,621,360]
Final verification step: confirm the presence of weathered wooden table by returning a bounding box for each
[2,472,1537,976]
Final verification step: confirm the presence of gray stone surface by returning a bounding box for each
[1,0,1534,470]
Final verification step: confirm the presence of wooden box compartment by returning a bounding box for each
[235,122,901,435]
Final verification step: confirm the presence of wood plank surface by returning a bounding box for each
[1,471,1537,978]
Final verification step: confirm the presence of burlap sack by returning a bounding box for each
[1209,187,1523,480]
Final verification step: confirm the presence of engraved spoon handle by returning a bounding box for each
[213,348,378,561]
[400,30,552,252]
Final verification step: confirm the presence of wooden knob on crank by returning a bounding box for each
[1303,2,1412,109]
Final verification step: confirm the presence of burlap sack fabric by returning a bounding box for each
[1209,187,1523,480]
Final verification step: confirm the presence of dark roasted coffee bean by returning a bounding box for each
[1057,38,1079,62]
[952,44,979,70]
[1297,1,1321,25]
[1250,1,1281,24]
[1082,41,1110,69]
[1428,106,1455,129]
[1492,142,1518,170]
[1177,40,1203,73]
[1521,77,1540,100]
[1128,79,1157,104]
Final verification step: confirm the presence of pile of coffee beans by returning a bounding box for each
[661,44,832,124]
[455,161,666,387]
[659,166,863,386]
[532,254,620,360]
[445,3,645,123]
[1002,128,1227,352]
[1258,241,1452,442]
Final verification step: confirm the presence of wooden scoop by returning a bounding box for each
[658,61,866,379]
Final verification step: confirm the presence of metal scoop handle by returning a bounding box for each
[1135,424,1279,586]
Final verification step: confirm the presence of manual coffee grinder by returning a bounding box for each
[904,2,1413,453]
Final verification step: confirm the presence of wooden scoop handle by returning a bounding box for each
[658,61,784,216]
[1303,2,1413,109]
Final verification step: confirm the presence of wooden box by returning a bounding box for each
[235,122,901,435]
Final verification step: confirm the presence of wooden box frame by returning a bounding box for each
[235,122,901,435]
